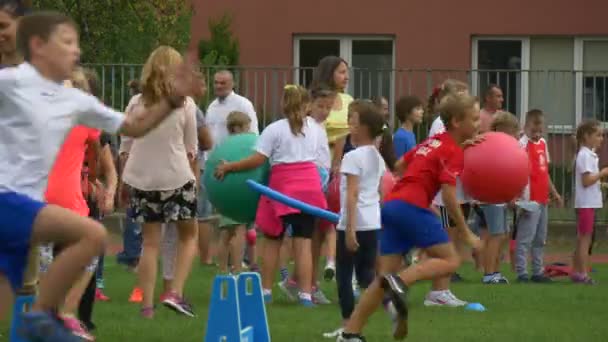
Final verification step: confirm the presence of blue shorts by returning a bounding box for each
[0,192,46,291]
[380,200,449,255]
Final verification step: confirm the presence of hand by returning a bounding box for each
[214,160,231,181]
[553,193,564,208]
[600,167,608,178]
[460,228,482,251]
[171,48,203,98]
[462,135,485,149]
[346,230,359,252]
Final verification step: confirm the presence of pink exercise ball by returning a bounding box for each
[461,132,529,203]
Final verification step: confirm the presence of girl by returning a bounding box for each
[333,101,386,335]
[572,119,607,284]
[279,85,336,304]
[393,96,424,159]
[122,46,199,318]
[311,56,352,280]
[215,85,329,307]
[217,111,253,274]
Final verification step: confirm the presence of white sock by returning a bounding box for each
[429,290,447,298]
[299,292,312,301]
[326,260,335,268]
[263,288,272,296]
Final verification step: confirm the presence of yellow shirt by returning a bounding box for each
[325,93,354,143]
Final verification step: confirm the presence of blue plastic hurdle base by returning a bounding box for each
[10,295,35,342]
[205,272,270,342]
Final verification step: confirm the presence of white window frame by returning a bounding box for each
[574,37,608,126]
[471,36,530,121]
[293,35,396,102]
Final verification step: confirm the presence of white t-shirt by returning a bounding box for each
[311,119,331,169]
[575,146,603,208]
[337,145,385,231]
[0,63,124,201]
[255,117,329,166]
[206,91,259,150]
[428,116,468,205]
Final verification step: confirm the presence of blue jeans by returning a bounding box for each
[117,208,142,265]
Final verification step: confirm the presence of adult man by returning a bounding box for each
[198,70,258,264]
[479,84,504,133]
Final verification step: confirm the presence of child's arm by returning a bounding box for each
[441,184,480,249]
[98,140,118,214]
[582,168,608,187]
[345,173,360,252]
[548,178,563,207]
[214,152,268,180]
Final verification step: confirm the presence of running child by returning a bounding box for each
[215,85,329,307]
[572,119,607,284]
[393,96,424,159]
[332,100,386,335]
[216,111,253,274]
[515,109,563,283]
[339,93,482,342]
[0,11,201,341]
[480,111,519,284]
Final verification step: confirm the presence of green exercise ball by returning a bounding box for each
[204,133,269,223]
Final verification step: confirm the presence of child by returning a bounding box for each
[515,109,563,283]
[393,96,424,159]
[215,85,329,307]
[572,119,607,284]
[0,11,200,341]
[340,93,482,342]
[479,111,519,284]
[217,111,253,274]
[333,101,386,334]
[121,46,199,318]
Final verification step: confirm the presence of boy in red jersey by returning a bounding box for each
[514,109,562,283]
[339,94,482,342]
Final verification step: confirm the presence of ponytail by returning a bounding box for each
[283,84,311,136]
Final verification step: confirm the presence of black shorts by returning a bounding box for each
[438,203,471,229]
[265,213,315,240]
[130,180,197,223]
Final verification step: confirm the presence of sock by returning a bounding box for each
[326,259,335,268]
[299,292,312,301]
[280,267,289,282]
[263,288,272,296]
[429,290,445,298]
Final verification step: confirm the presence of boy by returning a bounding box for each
[393,96,424,159]
[478,111,519,284]
[0,11,201,341]
[339,93,482,342]
[515,109,563,283]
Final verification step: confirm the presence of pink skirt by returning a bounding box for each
[255,162,327,237]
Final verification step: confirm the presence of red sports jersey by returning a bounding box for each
[521,136,550,204]
[386,132,464,209]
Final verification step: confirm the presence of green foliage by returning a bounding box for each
[199,13,239,67]
[32,0,191,63]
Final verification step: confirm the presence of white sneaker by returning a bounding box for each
[278,280,299,302]
[322,327,344,338]
[423,290,467,307]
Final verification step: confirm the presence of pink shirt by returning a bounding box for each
[479,108,497,134]
[45,126,100,216]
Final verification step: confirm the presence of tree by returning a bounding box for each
[199,13,239,67]
[32,0,192,63]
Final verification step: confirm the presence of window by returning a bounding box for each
[294,36,395,102]
[581,41,608,122]
[472,38,526,115]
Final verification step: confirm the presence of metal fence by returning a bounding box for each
[87,64,608,221]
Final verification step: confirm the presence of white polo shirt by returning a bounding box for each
[206,91,259,150]
[0,63,125,201]
[575,146,603,208]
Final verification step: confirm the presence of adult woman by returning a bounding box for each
[121,46,199,318]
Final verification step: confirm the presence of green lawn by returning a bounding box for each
[3,259,608,341]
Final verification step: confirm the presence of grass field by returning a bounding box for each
[3,257,608,342]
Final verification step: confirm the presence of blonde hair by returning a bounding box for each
[491,111,519,133]
[283,85,311,136]
[227,111,252,134]
[438,93,478,129]
[70,66,90,93]
[427,79,469,117]
[140,46,183,106]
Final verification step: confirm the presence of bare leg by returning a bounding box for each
[138,223,162,308]
[170,219,198,296]
[261,238,282,291]
[0,275,14,320]
[61,271,95,315]
[293,237,313,294]
[311,228,324,286]
[573,234,592,275]
[230,225,246,274]
[30,205,107,312]
[484,234,505,275]
[198,220,216,264]
[325,228,336,266]
[217,230,231,274]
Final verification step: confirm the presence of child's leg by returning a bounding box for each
[514,209,540,277]
[95,253,105,289]
[573,208,594,277]
[482,205,508,279]
[284,214,315,297]
[311,226,324,286]
[138,223,162,308]
[19,247,40,294]
[171,219,198,296]
[0,275,13,320]
[161,223,178,292]
[217,229,231,273]
[233,225,246,273]
[197,178,217,265]
[324,228,337,274]
[530,205,548,277]
[246,228,258,269]
[31,205,107,312]
[78,268,97,329]
[261,236,283,292]
[336,230,356,322]
[279,236,293,282]
[62,259,98,315]
[354,231,379,291]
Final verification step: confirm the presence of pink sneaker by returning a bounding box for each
[95,288,110,302]
[162,292,196,317]
[62,316,95,341]
[141,306,155,319]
